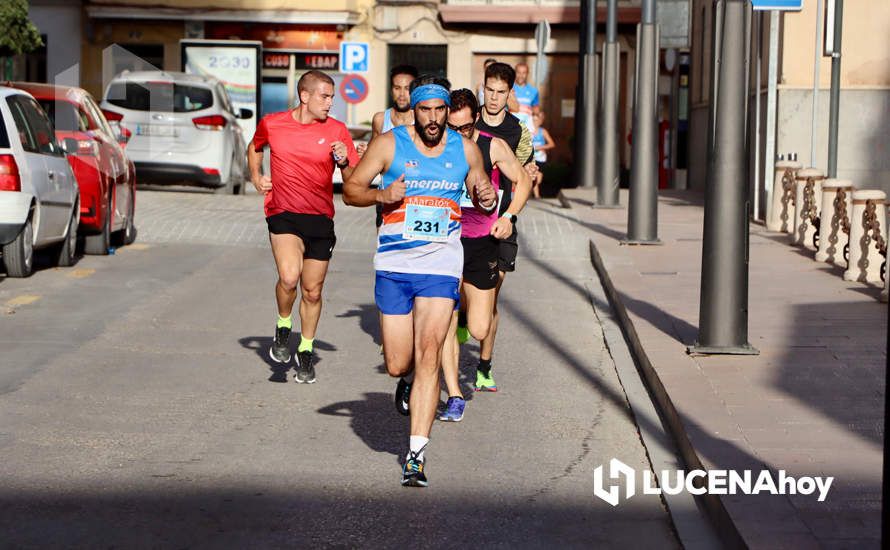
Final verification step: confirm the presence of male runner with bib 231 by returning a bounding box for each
[344,76,496,487]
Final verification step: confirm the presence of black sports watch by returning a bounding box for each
[501,213,517,224]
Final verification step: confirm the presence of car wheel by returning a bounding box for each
[2,215,34,278]
[113,189,137,246]
[56,202,79,267]
[85,190,112,255]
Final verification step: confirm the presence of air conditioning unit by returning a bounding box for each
[378,6,399,32]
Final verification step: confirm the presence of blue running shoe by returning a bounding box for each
[401,451,428,487]
[438,396,466,422]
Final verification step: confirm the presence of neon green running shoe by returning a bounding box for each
[456,324,470,345]
[474,368,498,392]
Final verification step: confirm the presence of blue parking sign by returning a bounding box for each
[340,42,369,73]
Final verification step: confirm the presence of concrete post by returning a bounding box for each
[767,160,802,233]
[815,179,853,266]
[625,0,660,243]
[845,190,887,284]
[576,0,598,188]
[791,168,825,248]
[690,0,757,355]
[596,0,621,207]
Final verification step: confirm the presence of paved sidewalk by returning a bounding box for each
[560,188,885,549]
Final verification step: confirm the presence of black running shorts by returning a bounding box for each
[461,235,500,290]
[498,229,519,273]
[266,212,336,261]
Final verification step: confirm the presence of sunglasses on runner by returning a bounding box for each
[447,122,475,135]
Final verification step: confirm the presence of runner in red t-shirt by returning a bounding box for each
[247,70,358,384]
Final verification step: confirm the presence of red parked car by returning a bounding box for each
[8,82,136,254]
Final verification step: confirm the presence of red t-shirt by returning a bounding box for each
[252,111,358,218]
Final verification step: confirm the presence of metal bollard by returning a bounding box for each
[767,160,803,233]
[791,168,825,247]
[815,179,853,266]
[845,190,887,284]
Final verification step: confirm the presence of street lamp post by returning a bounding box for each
[625,0,660,243]
[826,0,844,177]
[690,0,758,355]
[575,0,598,188]
[596,0,621,207]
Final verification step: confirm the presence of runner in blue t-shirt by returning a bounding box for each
[512,62,540,134]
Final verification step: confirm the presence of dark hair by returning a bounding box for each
[390,64,418,84]
[485,62,515,89]
[297,70,335,96]
[409,74,452,93]
[483,58,497,67]
[450,89,478,118]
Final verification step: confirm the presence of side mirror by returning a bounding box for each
[62,137,79,155]
[237,108,253,120]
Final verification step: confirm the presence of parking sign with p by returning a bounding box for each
[340,42,369,74]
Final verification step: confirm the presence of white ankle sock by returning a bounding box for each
[408,435,429,461]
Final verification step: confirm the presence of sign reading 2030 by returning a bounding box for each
[207,55,253,69]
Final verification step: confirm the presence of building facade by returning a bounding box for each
[689,0,890,211]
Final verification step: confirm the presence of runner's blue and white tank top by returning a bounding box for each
[381,108,395,133]
[375,126,469,278]
[533,127,547,162]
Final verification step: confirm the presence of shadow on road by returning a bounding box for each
[0,486,677,548]
[238,336,336,383]
[317,392,405,462]
[337,303,380,345]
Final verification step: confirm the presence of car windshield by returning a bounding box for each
[36,100,85,132]
[106,81,214,113]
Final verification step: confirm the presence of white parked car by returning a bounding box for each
[0,87,80,277]
[100,71,250,194]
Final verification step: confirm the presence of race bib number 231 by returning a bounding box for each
[404,205,450,242]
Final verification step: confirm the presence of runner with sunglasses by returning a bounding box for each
[438,89,532,421]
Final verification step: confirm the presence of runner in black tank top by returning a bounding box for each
[468,62,537,393]
[438,88,533,421]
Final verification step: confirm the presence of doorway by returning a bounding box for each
[388,45,447,79]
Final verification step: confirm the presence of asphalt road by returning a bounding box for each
[0,190,679,548]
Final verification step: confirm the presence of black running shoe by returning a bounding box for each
[270,326,291,363]
[295,350,316,383]
[401,451,428,487]
[395,378,411,416]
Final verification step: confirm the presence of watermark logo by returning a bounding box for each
[593,459,833,507]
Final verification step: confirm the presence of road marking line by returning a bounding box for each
[5,294,41,308]
[68,268,95,278]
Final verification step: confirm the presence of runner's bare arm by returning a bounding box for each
[331,141,357,180]
[247,140,271,194]
[462,137,497,212]
[371,111,384,139]
[343,132,401,207]
[491,136,532,216]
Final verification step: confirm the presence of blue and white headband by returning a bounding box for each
[410,84,451,108]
